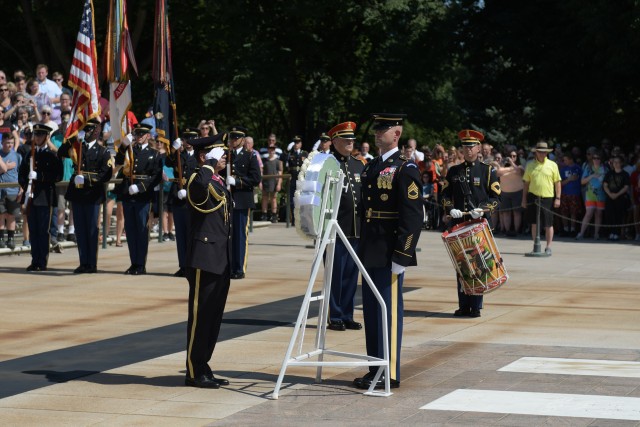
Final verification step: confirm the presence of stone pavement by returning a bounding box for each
[1,224,639,426]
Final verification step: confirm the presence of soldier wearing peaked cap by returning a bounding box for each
[226,126,261,280]
[440,129,500,318]
[353,113,423,390]
[183,133,232,389]
[326,122,364,332]
[165,127,200,277]
[312,132,332,153]
[18,123,63,272]
[58,118,112,273]
[286,135,307,225]
[115,122,163,275]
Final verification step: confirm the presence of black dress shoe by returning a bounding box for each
[185,375,220,389]
[344,320,362,330]
[74,265,87,274]
[26,264,36,272]
[353,372,399,390]
[173,268,185,277]
[132,266,147,275]
[469,309,481,318]
[454,307,471,317]
[328,320,346,331]
[85,266,97,274]
[231,272,245,279]
[206,373,230,386]
[124,265,136,274]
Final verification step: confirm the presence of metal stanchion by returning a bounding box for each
[525,195,550,257]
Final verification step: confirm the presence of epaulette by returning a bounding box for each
[481,160,492,166]
[399,154,408,161]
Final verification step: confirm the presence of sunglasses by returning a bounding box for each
[42,112,51,115]
[0,88,8,92]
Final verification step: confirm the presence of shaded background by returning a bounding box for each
[3,0,640,150]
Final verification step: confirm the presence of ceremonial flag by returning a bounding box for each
[65,0,101,148]
[105,0,137,148]
[153,0,178,149]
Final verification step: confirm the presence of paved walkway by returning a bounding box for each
[1,224,639,426]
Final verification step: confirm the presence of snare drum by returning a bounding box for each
[441,218,508,295]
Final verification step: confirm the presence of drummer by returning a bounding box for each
[440,129,501,318]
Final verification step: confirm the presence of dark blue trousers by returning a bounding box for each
[72,203,100,268]
[28,205,52,268]
[122,200,150,267]
[362,266,404,382]
[328,238,360,322]
[231,208,249,275]
[457,274,484,310]
[173,204,188,269]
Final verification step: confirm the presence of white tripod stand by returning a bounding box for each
[271,168,393,399]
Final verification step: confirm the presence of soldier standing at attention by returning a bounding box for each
[285,136,307,225]
[18,123,63,271]
[115,123,163,275]
[326,121,364,332]
[184,133,231,389]
[58,118,113,273]
[166,127,199,277]
[353,113,423,390]
[440,130,500,318]
[226,126,261,280]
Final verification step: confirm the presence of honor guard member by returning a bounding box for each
[18,123,63,271]
[58,118,113,273]
[285,136,307,225]
[184,133,232,389]
[115,123,163,275]
[326,122,364,331]
[166,127,199,277]
[353,113,423,390]
[311,132,331,153]
[440,129,500,318]
[226,126,261,279]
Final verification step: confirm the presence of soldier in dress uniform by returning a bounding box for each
[226,126,261,280]
[285,135,307,225]
[166,127,199,277]
[115,123,163,275]
[58,118,113,273]
[183,133,232,389]
[326,122,364,332]
[353,113,423,390]
[18,123,63,271]
[440,129,500,318]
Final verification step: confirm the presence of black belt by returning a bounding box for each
[365,209,398,220]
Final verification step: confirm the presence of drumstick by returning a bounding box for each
[444,208,491,221]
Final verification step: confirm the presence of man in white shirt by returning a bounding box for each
[36,64,62,105]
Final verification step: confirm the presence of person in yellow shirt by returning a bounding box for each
[521,141,561,255]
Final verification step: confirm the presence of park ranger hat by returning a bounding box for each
[458,129,484,146]
[328,122,357,140]
[371,113,406,130]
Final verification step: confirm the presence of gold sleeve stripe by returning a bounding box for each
[394,249,412,258]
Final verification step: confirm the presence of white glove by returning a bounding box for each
[391,262,405,275]
[28,171,37,180]
[74,175,85,185]
[227,176,236,186]
[470,208,484,219]
[177,189,187,200]
[121,133,133,147]
[128,184,139,195]
[172,138,182,150]
[205,146,225,161]
[450,209,463,219]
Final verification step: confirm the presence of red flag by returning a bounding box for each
[65,0,101,148]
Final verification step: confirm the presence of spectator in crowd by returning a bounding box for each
[522,141,561,255]
[407,138,424,162]
[6,94,39,124]
[481,142,494,162]
[0,70,6,84]
[559,154,583,236]
[494,149,524,236]
[14,75,27,96]
[51,92,71,126]
[26,78,52,114]
[576,150,606,240]
[198,120,217,137]
[360,141,374,161]
[39,105,59,134]
[51,71,72,97]
[0,132,21,250]
[35,64,62,105]
[260,141,282,223]
[603,155,631,241]
[0,82,11,115]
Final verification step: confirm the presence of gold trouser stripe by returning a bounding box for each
[187,269,201,378]
[242,209,250,272]
[390,273,398,380]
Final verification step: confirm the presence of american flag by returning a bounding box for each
[65,0,101,141]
